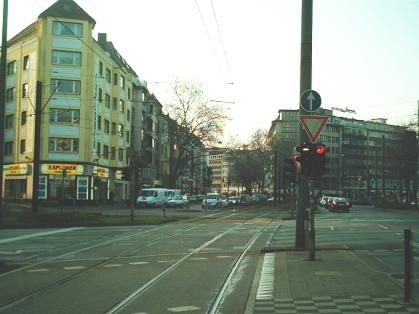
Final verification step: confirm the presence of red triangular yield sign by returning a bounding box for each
[299,115,329,143]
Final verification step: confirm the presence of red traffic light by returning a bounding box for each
[315,145,326,155]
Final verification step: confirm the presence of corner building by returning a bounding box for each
[3,0,135,203]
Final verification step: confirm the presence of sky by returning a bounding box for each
[2,0,419,143]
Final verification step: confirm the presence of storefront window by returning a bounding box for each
[77,177,89,200]
[38,176,47,199]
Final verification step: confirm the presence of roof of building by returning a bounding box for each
[39,0,96,26]
[7,21,38,46]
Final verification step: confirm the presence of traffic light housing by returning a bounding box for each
[296,143,328,178]
[283,158,296,183]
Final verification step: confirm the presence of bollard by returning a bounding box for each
[404,229,412,303]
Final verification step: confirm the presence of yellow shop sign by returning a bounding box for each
[42,164,84,175]
[3,164,28,175]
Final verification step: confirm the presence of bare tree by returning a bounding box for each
[165,79,229,187]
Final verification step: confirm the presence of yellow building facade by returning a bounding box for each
[3,0,134,202]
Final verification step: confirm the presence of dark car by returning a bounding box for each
[328,197,350,212]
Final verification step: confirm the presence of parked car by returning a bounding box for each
[319,195,333,207]
[227,196,240,206]
[328,197,350,212]
[136,188,167,207]
[167,195,189,208]
[202,193,222,209]
[251,193,268,202]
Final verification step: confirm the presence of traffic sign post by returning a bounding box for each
[299,115,329,143]
[300,89,321,112]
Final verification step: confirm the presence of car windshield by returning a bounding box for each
[206,195,218,199]
[172,195,183,200]
[140,190,156,197]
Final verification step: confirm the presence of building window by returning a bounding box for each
[20,139,26,154]
[128,88,131,100]
[111,147,116,160]
[104,119,110,134]
[120,76,125,89]
[52,50,81,66]
[105,94,110,108]
[127,109,130,122]
[51,79,81,94]
[7,61,16,75]
[21,111,27,125]
[49,108,80,124]
[120,99,125,113]
[118,148,123,161]
[103,145,109,159]
[118,124,124,137]
[22,83,29,98]
[48,137,79,152]
[112,97,117,110]
[97,115,102,130]
[98,88,103,102]
[23,55,30,70]
[113,73,118,86]
[52,21,83,37]
[6,87,15,102]
[126,131,130,143]
[97,142,101,156]
[106,68,111,83]
[111,122,117,135]
[4,142,12,155]
[99,61,103,76]
[5,114,14,129]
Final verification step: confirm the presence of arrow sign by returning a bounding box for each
[299,115,329,143]
[301,90,321,112]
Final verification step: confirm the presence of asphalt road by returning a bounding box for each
[0,204,417,314]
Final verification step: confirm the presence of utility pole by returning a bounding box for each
[31,81,43,212]
[0,0,9,222]
[381,135,385,199]
[296,0,313,248]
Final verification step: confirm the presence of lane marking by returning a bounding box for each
[190,257,208,261]
[216,255,232,259]
[256,253,275,300]
[0,228,83,244]
[64,266,86,270]
[103,264,122,268]
[27,268,49,272]
[330,226,335,230]
[378,224,390,230]
[129,262,149,265]
[168,306,200,312]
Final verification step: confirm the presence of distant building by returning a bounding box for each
[269,109,417,202]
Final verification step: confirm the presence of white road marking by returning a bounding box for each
[330,226,335,230]
[190,257,208,261]
[27,268,49,272]
[0,250,22,254]
[0,228,83,244]
[157,260,176,263]
[168,306,200,312]
[256,253,275,300]
[378,224,390,230]
[395,233,401,236]
[216,255,232,259]
[103,264,122,268]
[64,266,86,270]
[129,262,149,265]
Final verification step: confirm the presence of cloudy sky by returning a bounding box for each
[2,0,419,142]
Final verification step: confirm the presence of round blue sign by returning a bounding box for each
[300,90,321,112]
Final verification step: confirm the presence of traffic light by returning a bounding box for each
[283,158,296,183]
[296,143,328,178]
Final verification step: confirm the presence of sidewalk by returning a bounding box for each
[248,236,419,313]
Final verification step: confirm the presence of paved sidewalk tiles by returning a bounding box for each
[253,294,419,313]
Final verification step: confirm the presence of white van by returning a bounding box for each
[136,188,167,207]
[165,189,181,201]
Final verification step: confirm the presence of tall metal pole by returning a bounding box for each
[296,0,313,248]
[0,0,9,222]
[31,81,42,212]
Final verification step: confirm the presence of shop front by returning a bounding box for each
[3,164,30,201]
[93,166,109,202]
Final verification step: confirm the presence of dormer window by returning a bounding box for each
[52,21,83,37]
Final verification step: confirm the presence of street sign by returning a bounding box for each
[300,90,321,112]
[299,115,329,143]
